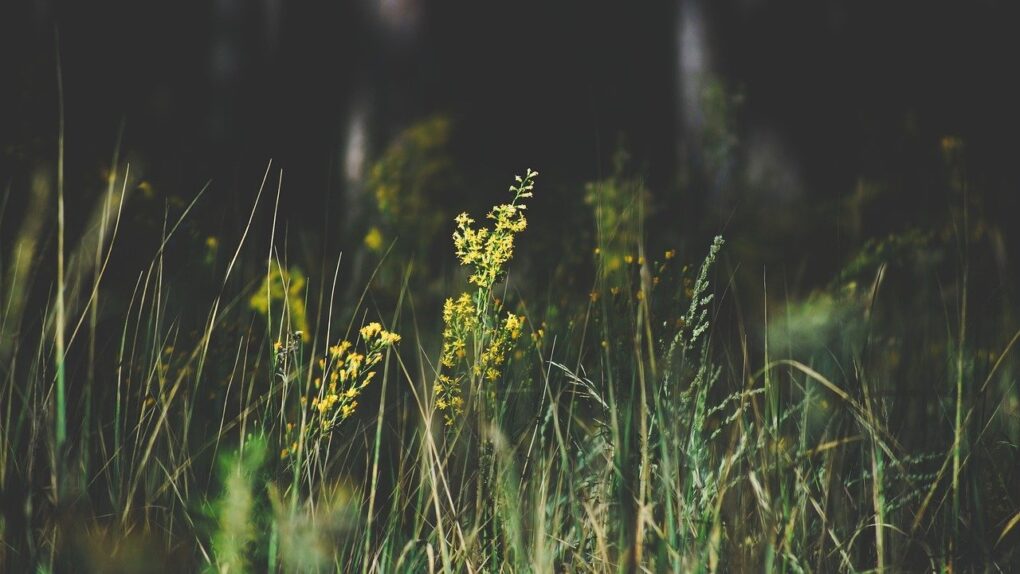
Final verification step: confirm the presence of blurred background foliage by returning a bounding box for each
[1,1,1017,313]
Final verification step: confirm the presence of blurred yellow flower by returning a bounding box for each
[363,226,384,252]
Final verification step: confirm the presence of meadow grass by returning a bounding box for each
[1,157,1018,573]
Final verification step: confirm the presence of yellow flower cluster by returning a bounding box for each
[433,374,463,426]
[435,310,524,425]
[250,265,311,341]
[363,226,384,252]
[436,294,475,425]
[435,170,536,426]
[476,313,523,382]
[309,322,400,431]
[467,312,523,382]
[440,294,477,368]
[452,169,535,289]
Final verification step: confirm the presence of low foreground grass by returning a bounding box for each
[1,162,1018,572]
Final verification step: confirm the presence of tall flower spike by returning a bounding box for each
[436,170,537,422]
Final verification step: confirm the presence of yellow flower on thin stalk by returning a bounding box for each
[293,322,401,446]
[435,169,538,426]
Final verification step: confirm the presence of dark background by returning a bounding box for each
[2,0,1019,267]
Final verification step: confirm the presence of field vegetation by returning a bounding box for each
[1,120,1018,572]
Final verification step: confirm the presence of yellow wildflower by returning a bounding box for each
[341,402,357,420]
[329,341,352,359]
[435,169,538,423]
[363,226,384,252]
[379,331,401,345]
[360,322,383,340]
[347,353,364,373]
[504,313,524,340]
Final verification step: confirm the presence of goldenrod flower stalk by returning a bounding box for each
[436,170,536,425]
[284,322,401,462]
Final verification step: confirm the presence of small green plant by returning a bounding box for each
[208,437,267,574]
